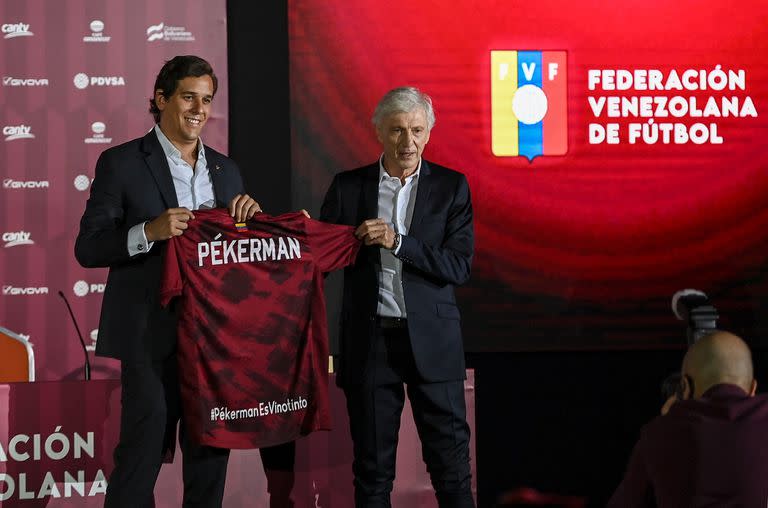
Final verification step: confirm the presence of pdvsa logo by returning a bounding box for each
[146,22,196,42]
[84,122,112,144]
[2,23,33,39]
[3,179,49,190]
[491,50,567,160]
[74,174,93,191]
[73,73,126,90]
[83,20,111,42]
[3,125,35,141]
[2,231,34,248]
[73,280,106,297]
[2,76,49,87]
[2,285,48,296]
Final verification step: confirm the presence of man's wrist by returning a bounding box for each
[143,222,152,243]
[391,232,401,252]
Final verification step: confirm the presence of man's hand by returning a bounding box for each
[144,208,195,242]
[228,194,262,222]
[355,218,396,249]
[661,394,677,415]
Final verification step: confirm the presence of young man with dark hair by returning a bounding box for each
[76,55,293,507]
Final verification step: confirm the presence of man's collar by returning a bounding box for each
[153,124,206,164]
[378,153,421,182]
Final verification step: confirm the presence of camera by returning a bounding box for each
[671,289,719,346]
[661,290,720,405]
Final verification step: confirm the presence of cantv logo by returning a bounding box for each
[2,23,33,39]
[491,50,568,160]
[3,125,35,141]
[73,73,126,90]
[2,231,34,248]
[73,280,106,297]
[3,285,48,296]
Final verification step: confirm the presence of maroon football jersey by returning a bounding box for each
[160,209,360,448]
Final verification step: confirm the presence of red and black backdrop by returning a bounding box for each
[289,0,768,351]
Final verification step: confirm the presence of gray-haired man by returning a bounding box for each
[320,87,475,508]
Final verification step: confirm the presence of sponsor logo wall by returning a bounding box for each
[0,0,229,385]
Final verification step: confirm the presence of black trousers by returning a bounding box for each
[343,324,475,508]
[106,355,296,508]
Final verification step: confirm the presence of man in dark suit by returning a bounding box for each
[320,87,475,508]
[609,330,768,507]
[75,55,293,507]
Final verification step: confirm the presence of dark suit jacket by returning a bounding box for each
[319,160,474,386]
[75,129,245,362]
[608,384,768,508]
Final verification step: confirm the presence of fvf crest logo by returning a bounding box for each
[491,50,568,160]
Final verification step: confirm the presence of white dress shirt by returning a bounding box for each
[376,155,420,318]
[127,125,215,256]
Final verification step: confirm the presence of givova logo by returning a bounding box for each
[3,285,48,296]
[2,76,49,87]
[3,178,49,189]
[491,50,567,160]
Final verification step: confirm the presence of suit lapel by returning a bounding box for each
[360,163,380,265]
[206,150,228,207]
[408,159,432,234]
[141,130,179,209]
[361,163,379,223]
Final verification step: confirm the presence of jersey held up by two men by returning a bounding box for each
[160,208,360,448]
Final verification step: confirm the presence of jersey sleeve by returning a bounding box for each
[159,236,184,307]
[305,217,361,273]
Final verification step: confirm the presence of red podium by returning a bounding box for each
[1,373,476,507]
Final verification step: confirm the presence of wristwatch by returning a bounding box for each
[391,232,401,252]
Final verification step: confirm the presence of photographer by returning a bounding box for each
[608,331,768,507]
